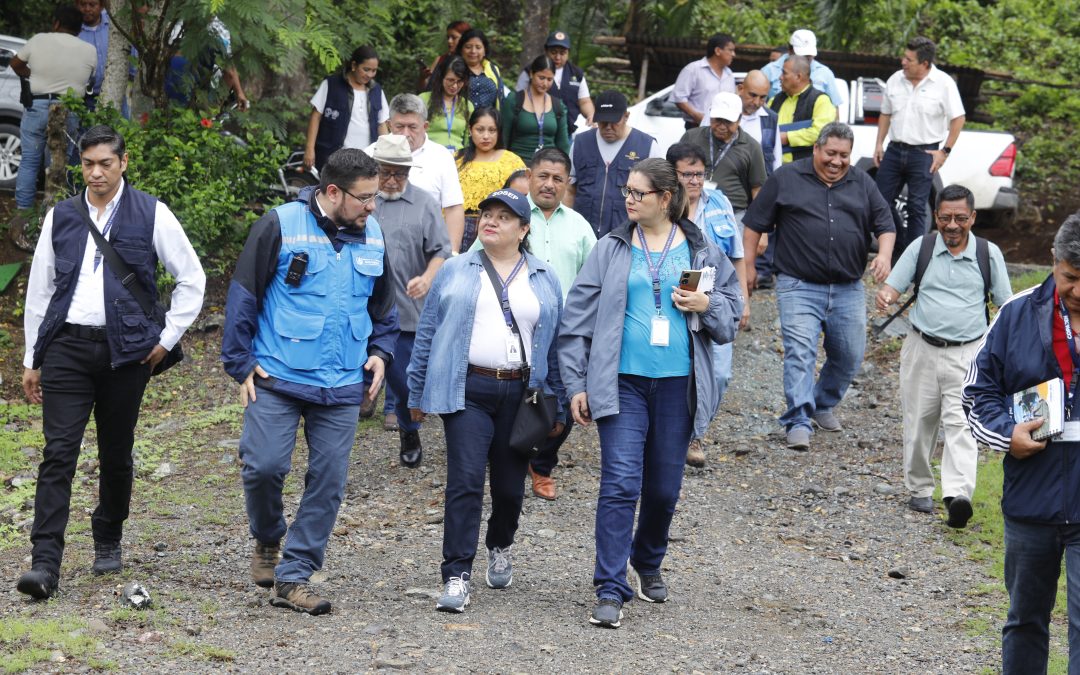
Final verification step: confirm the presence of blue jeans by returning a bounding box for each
[384,332,418,431]
[15,99,55,209]
[238,387,359,583]
[875,142,935,261]
[439,372,526,581]
[1002,516,1080,674]
[776,274,865,432]
[594,374,691,601]
[712,341,732,405]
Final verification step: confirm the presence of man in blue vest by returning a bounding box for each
[515,31,595,134]
[221,148,400,615]
[18,125,205,599]
[568,90,660,238]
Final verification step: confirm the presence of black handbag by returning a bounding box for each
[77,195,184,376]
[478,251,558,459]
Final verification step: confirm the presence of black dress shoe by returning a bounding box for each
[17,569,59,600]
[399,429,422,468]
[92,541,123,575]
[946,496,973,529]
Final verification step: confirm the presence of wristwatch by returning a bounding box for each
[941,146,952,155]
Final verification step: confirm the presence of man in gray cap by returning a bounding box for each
[516,30,595,133]
[371,134,452,466]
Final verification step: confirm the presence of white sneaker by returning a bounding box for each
[436,573,471,613]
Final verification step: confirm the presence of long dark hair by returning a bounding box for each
[455,28,490,62]
[456,107,503,169]
[347,46,379,71]
[428,55,470,120]
[630,158,689,222]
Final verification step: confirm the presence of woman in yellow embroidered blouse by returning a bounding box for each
[455,107,526,250]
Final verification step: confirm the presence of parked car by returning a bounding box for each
[626,77,1019,227]
[0,35,27,192]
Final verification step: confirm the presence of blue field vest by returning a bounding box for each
[33,186,161,369]
[252,200,386,389]
[555,62,585,134]
[573,127,655,237]
[759,108,778,175]
[314,74,384,170]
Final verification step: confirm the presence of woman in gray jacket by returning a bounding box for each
[559,158,743,628]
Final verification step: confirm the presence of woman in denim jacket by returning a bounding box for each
[559,158,743,628]
[407,189,565,614]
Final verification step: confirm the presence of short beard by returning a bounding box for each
[379,190,404,201]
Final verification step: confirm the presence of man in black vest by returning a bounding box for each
[18,125,205,599]
[770,55,835,164]
[515,31,595,134]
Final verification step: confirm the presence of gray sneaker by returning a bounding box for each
[908,496,934,513]
[486,546,513,589]
[589,597,624,628]
[812,411,843,432]
[786,426,811,451]
[629,565,668,603]
[436,574,471,613]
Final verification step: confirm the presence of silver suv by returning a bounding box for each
[0,34,27,191]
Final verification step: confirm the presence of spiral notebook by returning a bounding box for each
[1011,378,1065,441]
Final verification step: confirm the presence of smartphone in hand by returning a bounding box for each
[678,270,701,292]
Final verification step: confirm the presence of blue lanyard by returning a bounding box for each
[494,254,527,328]
[528,89,547,151]
[636,224,678,315]
[92,198,121,271]
[443,96,457,150]
[1059,298,1080,418]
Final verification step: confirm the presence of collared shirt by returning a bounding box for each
[373,183,451,331]
[23,180,206,368]
[761,54,846,107]
[366,137,464,210]
[678,127,767,210]
[79,10,110,94]
[886,233,1012,342]
[882,64,965,146]
[773,85,837,162]
[515,67,591,99]
[744,159,895,283]
[670,57,736,123]
[739,108,783,172]
[692,189,744,259]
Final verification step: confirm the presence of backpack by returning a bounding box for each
[913,231,992,324]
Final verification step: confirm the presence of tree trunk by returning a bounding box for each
[100,0,131,111]
[520,0,553,71]
[43,105,70,208]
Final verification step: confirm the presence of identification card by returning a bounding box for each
[1060,421,1080,442]
[506,331,523,364]
[650,315,670,347]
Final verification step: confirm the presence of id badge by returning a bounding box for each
[506,331,523,364]
[650,315,670,347]
[704,180,718,192]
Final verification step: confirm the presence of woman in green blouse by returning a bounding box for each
[503,55,570,165]
[419,56,472,153]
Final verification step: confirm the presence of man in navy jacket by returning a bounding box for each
[963,214,1080,671]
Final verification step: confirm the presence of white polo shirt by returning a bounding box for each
[882,64,965,146]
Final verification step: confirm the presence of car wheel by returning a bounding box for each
[0,122,20,191]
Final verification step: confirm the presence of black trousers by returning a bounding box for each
[529,419,573,477]
[31,332,151,572]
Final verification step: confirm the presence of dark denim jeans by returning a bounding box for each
[384,331,418,432]
[32,333,151,572]
[1002,516,1080,674]
[594,374,691,601]
[238,387,360,583]
[875,142,935,261]
[439,372,526,581]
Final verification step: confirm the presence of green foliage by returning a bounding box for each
[68,98,288,260]
[0,617,100,673]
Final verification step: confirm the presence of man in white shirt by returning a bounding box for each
[874,36,966,263]
[365,94,466,252]
[18,125,205,600]
[670,33,737,129]
[737,70,782,175]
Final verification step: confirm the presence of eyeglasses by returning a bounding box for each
[620,186,661,202]
[337,185,377,205]
[935,213,971,225]
[378,167,410,180]
[677,171,706,182]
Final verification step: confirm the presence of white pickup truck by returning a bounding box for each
[625,77,1019,227]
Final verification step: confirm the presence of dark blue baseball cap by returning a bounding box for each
[478,189,531,221]
[545,31,571,49]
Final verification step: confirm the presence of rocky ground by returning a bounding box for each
[0,276,1008,674]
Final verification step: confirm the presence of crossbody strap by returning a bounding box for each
[478,250,529,369]
[75,194,156,318]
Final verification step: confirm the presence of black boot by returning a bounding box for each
[399,429,422,468]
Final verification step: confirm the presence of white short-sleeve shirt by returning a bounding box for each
[310,80,390,151]
[882,65,966,146]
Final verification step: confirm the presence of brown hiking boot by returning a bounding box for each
[528,465,556,500]
[251,541,280,588]
[686,439,706,468]
[269,582,332,615]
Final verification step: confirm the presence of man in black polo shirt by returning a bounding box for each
[743,122,895,451]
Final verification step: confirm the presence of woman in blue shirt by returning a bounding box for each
[559,158,743,628]
[408,189,565,615]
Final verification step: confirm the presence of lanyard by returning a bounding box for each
[443,96,457,150]
[92,200,121,271]
[709,131,736,173]
[1059,298,1080,417]
[636,224,678,315]
[528,89,547,151]
[493,254,527,328]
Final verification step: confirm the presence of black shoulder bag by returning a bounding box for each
[478,251,558,459]
[77,200,184,376]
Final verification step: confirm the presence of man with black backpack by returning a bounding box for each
[876,184,1011,527]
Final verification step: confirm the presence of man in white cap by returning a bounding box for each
[678,91,767,221]
[761,29,845,108]
[371,135,452,464]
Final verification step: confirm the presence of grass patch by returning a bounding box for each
[166,640,235,662]
[0,616,101,673]
[1010,268,1048,294]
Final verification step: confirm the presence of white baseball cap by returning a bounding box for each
[790,29,817,57]
[709,92,742,122]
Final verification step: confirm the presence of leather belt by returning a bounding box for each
[467,365,524,380]
[889,141,940,150]
[31,93,61,101]
[914,327,981,348]
[61,323,108,341]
